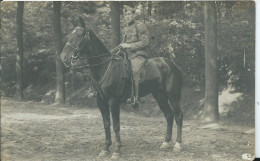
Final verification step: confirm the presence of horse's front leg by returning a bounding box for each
[97,95,111,157]
[109,98,121,159]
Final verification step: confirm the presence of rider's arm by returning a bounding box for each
[129,22,149,51]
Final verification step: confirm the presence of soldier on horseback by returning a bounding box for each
[120,5,150,109]
[61,15,183,158]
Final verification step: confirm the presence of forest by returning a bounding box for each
[1,1,255,125]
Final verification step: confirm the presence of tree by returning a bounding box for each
[110,2,120,48]
[203,2,219,122]
[147,1,152,16]
[15,1,24,100]
[53,2,65,104]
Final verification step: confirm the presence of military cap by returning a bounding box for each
[123,5,135,14]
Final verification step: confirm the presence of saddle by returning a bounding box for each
[139,59,161,83]
[114,52,160,84]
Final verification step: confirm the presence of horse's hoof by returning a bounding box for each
[98,150,109,157]
[160,141,172,149]
[173,142,182,153]
[111,152,120,160]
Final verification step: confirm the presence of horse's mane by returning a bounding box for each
[87,29,110,55]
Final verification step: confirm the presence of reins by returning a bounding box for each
[63,31,127,100]
[71,56,112,69]
[68,42,123,69]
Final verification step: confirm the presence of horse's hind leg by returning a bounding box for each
[97,95,111,157]
[152,92,174,149]
[108,97,121,159]
[169,98,183,152]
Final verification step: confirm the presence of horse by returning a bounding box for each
[60,18,183,159]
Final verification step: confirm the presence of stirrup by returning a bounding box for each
[126,96,139,109]
[126,96,134,104]
[131,97,139,109]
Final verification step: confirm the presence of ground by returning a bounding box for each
[1,97,254,161]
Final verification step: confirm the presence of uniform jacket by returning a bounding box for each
[123,20,149,60]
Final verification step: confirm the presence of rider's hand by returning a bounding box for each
[120,43,131,49]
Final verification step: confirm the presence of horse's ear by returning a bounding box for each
[78,16,86,29]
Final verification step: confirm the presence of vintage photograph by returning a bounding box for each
[1,1,255,161]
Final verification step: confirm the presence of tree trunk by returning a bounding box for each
[142,2,145,22]
[53,2,65,104]
[203,2,219,122]
[15,1,24,100]
[110,2,120,48]
[147,1,152,16]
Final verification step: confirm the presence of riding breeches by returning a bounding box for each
[130,56,146,83]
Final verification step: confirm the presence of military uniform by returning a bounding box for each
[122,19,149,108]
[121,5,150,108]
[123,20,149,83]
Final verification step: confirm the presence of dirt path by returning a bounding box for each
[1,98,254,161]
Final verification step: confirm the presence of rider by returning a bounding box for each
[120,5,150,109]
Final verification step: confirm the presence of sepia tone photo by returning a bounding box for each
[1,1,255,161]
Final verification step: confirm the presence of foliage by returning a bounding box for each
[148,18,205,86]
[224,93,255,126]
[145,2,205,87]
[217,1,255,94]
[148,1,255,94]
[1,2,17,55]
[1,1,255,102]
[154,1,186,19]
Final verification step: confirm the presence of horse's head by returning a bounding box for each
[61,17,110,68]
[60,17,90,67]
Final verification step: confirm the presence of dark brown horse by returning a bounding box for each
[60,18,183,159]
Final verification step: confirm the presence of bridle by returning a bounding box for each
[63,32,90,68]
[63,31,122,69]
[63,30,127,98]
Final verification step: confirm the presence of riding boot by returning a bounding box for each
[132,82,140,109]
[126,76,135,105]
